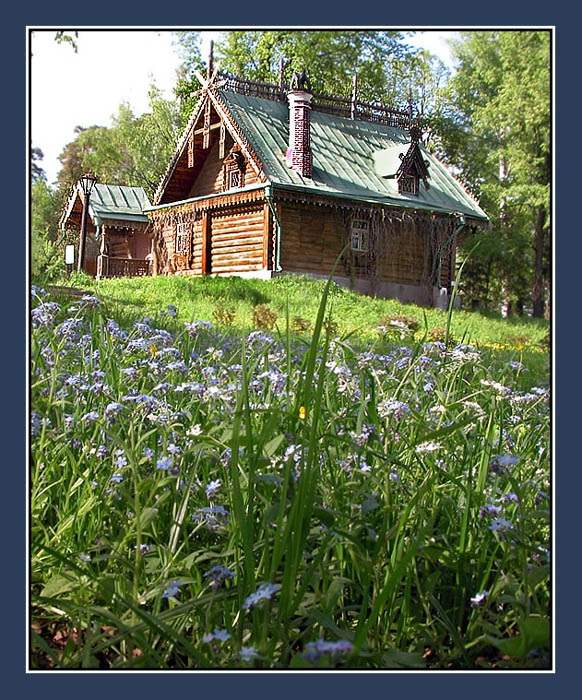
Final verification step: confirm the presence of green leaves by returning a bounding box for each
[485,616,550,660]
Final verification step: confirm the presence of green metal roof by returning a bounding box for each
[217,90,488,221]
[89,184,151,223]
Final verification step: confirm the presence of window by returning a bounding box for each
[351,219,369,252]
[175,222,190,255]
[228,169,241,189]
[398,174,419,196]
[223,146,246,191]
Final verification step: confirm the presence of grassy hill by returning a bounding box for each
[57,272,549,372]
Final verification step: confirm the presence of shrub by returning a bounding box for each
[428,325,457,346]
[323,317,338,336]
[213,300,237,327]
[378,313,419,341]
[252,303,278,330]
[291,316,312,333]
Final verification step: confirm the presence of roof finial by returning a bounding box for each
[207,40,214,81]
[407,87,413,127]
[351,73,358,119]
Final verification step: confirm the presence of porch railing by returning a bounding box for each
[97,255,151,278]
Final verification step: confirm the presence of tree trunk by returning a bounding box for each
[532,205,546,318]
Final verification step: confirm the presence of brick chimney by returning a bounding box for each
[286,72,313,178]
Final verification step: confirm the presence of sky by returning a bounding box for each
[29,29,458,187]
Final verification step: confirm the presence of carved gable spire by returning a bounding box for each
[396,124,431,195]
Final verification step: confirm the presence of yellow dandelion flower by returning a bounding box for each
[149,345,158,357]
[298,406,306,420]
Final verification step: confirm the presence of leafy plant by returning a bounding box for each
[252,303,278,330]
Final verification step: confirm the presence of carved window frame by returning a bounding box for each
[223,147,246,192]
[350,218,369,252]
[175,222,191,255]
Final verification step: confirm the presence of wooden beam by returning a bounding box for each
[201,211,211,275]
[194,122,222,136]
[263,202,270,269]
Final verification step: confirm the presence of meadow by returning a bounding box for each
[29,274,551,669]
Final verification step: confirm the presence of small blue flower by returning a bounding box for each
[114,453,128,469]
[161,580,183,598]
[302,639,354,664]
[489,517,513,534]
[110,473,123,483]
[242,582,280,610]
[205,479,221,499]
[489,454,519,475]
[156,456,172,471]
[162,305,178,318]
[496,492,519,504]
[203,565,235,589]
[82,410,99,424]
[479,504,501,518]
[238,646,259,662]
[81,295,101,306]
[202,628,231,643]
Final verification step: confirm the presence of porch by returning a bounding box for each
[96,255,151,279]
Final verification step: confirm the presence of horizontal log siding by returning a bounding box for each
[278,202,431,287]
[190,219,204,275]
[377,227,427,287]
[188,134,261,199]
[279,204,345,275]
[210,207,265,274]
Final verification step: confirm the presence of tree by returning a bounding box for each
[173,30,416,124]
[31,178,64,281]
[434,31,551,316]
[55,86,181,201]
[31,147,46,183]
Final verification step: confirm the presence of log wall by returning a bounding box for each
[278,201,432,288]
[154,203,268,277]
[188,134,261,200]
[278,203,345,275]
[210,206,266,274]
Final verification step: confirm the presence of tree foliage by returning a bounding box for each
[56,85,181,201]
[433,31,551,316]
[173,30,419,124]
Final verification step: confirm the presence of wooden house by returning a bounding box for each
[60,183,153,278]
[146,70,488,307]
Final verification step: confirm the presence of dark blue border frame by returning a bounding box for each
[13,3,572,696]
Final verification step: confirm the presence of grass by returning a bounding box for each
[29,274,551,669]
[52,272,549,370]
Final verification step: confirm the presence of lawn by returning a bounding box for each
[29,275,551,669]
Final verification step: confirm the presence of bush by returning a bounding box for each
[213,300,237,327]
[252,303,278,330]
[378,313,419,341]
[31,231,64,284]
[291,316,312,332]
[428,325,457,347]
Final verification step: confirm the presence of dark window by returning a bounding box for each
[228,169,241,189]
[398,174,419,196]
[350,219,369,252]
